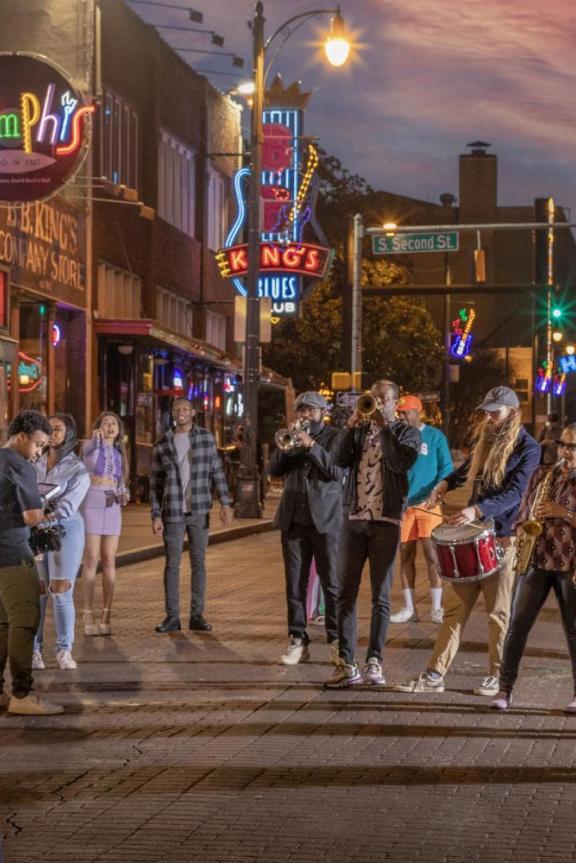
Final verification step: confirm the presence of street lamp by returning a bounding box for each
[235,2,350,518]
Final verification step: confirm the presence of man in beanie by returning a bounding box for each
[270,391,345,665]
[390,394,453,624]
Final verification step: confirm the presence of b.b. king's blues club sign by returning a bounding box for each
[216,78,332,318]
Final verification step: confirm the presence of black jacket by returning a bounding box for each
[335,420,421,521]
[269,424,345,534]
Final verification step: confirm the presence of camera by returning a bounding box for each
[29,524,66,555]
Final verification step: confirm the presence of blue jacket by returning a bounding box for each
[445,426,540,536]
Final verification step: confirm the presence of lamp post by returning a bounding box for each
[234,2,350,518]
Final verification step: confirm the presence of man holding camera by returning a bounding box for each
[0,410,64,715]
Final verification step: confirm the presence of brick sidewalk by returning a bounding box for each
[2,528,576,863]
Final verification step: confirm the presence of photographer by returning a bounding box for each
[32,414,90,671]
[0,411,64,716]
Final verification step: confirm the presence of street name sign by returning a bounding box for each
[372,232,459,255]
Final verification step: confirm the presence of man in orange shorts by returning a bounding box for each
[390,396,453,624]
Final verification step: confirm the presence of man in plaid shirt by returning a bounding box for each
[151,398,233,633]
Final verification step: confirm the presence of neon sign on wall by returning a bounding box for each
[450,308,476,359]
[0,53,95,204]
[17,351,42,393]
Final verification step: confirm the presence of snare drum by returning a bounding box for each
[431,520,501,583]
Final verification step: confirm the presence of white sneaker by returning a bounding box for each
[390,607,419,624]
[363,658,385,686]
[280,637,310,666]
[325,662,363,688]
[32,650,45,670]
[329,642,342,666]
[474,675,499,697]
[56,650,77,670]
[8,693,64,715]
[430,607,444,624]
[391,672,445,693]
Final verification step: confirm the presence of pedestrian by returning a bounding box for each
[393,386,540,698]
[0,410,63,715]
[492,424,576,711]
[151,397,233,633]
[269,391,344,665]
[32,414,90,670]
[390,394,453,624]
[80,411,129,637]
[325,379,421,688]
[538,411,562,466]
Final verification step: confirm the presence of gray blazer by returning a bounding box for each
[269,424,345,534]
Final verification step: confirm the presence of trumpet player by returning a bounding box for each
[493,425,576,712]
[325,380,420,688]
[269,392,345,665]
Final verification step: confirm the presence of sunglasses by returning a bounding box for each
[556,440,576,451]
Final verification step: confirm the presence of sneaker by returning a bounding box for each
[474,675,500,697]
[56,650,77,670]
[363,658,385,686]
[280,637,310,666]
[8,693,64,715]
[491,691,512,711]
[325,662,363,688]
[430,607,444,624]
[390,607,419,624]
[32,650,45,670]
[329,642,342,666]
[391,671,445,693]
[565,697,576,714]
[0,693,10,710]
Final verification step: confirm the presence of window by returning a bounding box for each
[207,167,227,250]
[205,309,226,351]
[158,131,196,237]
[157,287,193,338]
[97,262,141,319]
[100,89,139,190]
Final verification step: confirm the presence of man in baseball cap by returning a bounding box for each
[390,395,453,625]
[476,386,519,412]
[270,390,344,667]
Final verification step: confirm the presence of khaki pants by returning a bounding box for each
[428,543,516,677]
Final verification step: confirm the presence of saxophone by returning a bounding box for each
[513,463,559,576]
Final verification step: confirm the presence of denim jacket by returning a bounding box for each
[35,452,91,522]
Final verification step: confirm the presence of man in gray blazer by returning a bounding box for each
[269,392,345,666]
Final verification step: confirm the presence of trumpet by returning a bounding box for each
[355,392,381,419]
[274,419,311,453]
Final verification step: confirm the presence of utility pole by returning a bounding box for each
[350,213,363,385]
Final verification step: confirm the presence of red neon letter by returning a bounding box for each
[56,105,95,156]
[229,248,248,273]
[261,244,280,268]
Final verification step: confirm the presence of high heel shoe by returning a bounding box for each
[99,608,112,636]
[83,610,100,637]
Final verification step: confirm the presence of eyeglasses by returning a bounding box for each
[556,440,576,451]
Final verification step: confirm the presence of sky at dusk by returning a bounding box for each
[128,0,576,217]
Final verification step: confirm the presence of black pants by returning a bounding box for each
[500,566,576,694]
[281,524,339,644]
[337,519,400,664]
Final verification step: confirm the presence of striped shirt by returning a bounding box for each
[150,426,230,522]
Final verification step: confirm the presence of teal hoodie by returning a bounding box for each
[407,424,453,506]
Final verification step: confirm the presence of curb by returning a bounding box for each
[116,519,276,568]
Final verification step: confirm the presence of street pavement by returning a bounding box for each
[2,525,576,863]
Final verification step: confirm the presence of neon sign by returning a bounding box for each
[0,54,95,204]
[559,355,576,374]
[50,322,61,348]
[17,351,42,392]
[450,308,476,358]
[217,83,331,318]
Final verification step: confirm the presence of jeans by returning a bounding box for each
[337,519,400,664]
[428,544,516,677]
[499,566,576,694]
[163,514,209,618]
[0,560,41,698]
[281,524,339,644]
[34,516,85,654]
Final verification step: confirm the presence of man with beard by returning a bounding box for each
[392,386,540,698]
[270,392,345,665]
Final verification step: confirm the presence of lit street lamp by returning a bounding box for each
[235,2,350,518]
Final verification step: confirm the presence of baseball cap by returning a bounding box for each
[294,391,328,411]
[476,386,519,411]
[398,394,423,412]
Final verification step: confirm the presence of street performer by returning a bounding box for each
[393,386,540,698]
[492,423,576,712]
[326,379,420,688]
[270,391,344,665]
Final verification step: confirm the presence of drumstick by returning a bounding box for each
[410,504,485,531]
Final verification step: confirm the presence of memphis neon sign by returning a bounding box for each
[216,242,330,280]
[0,54,95,204]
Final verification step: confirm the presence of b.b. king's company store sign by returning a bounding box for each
[0,53,94,203]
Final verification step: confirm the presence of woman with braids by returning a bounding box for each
[393,387,541,698]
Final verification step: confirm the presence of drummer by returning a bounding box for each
[392,386,540,698]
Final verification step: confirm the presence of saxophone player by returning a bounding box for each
[492,424,576,712]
